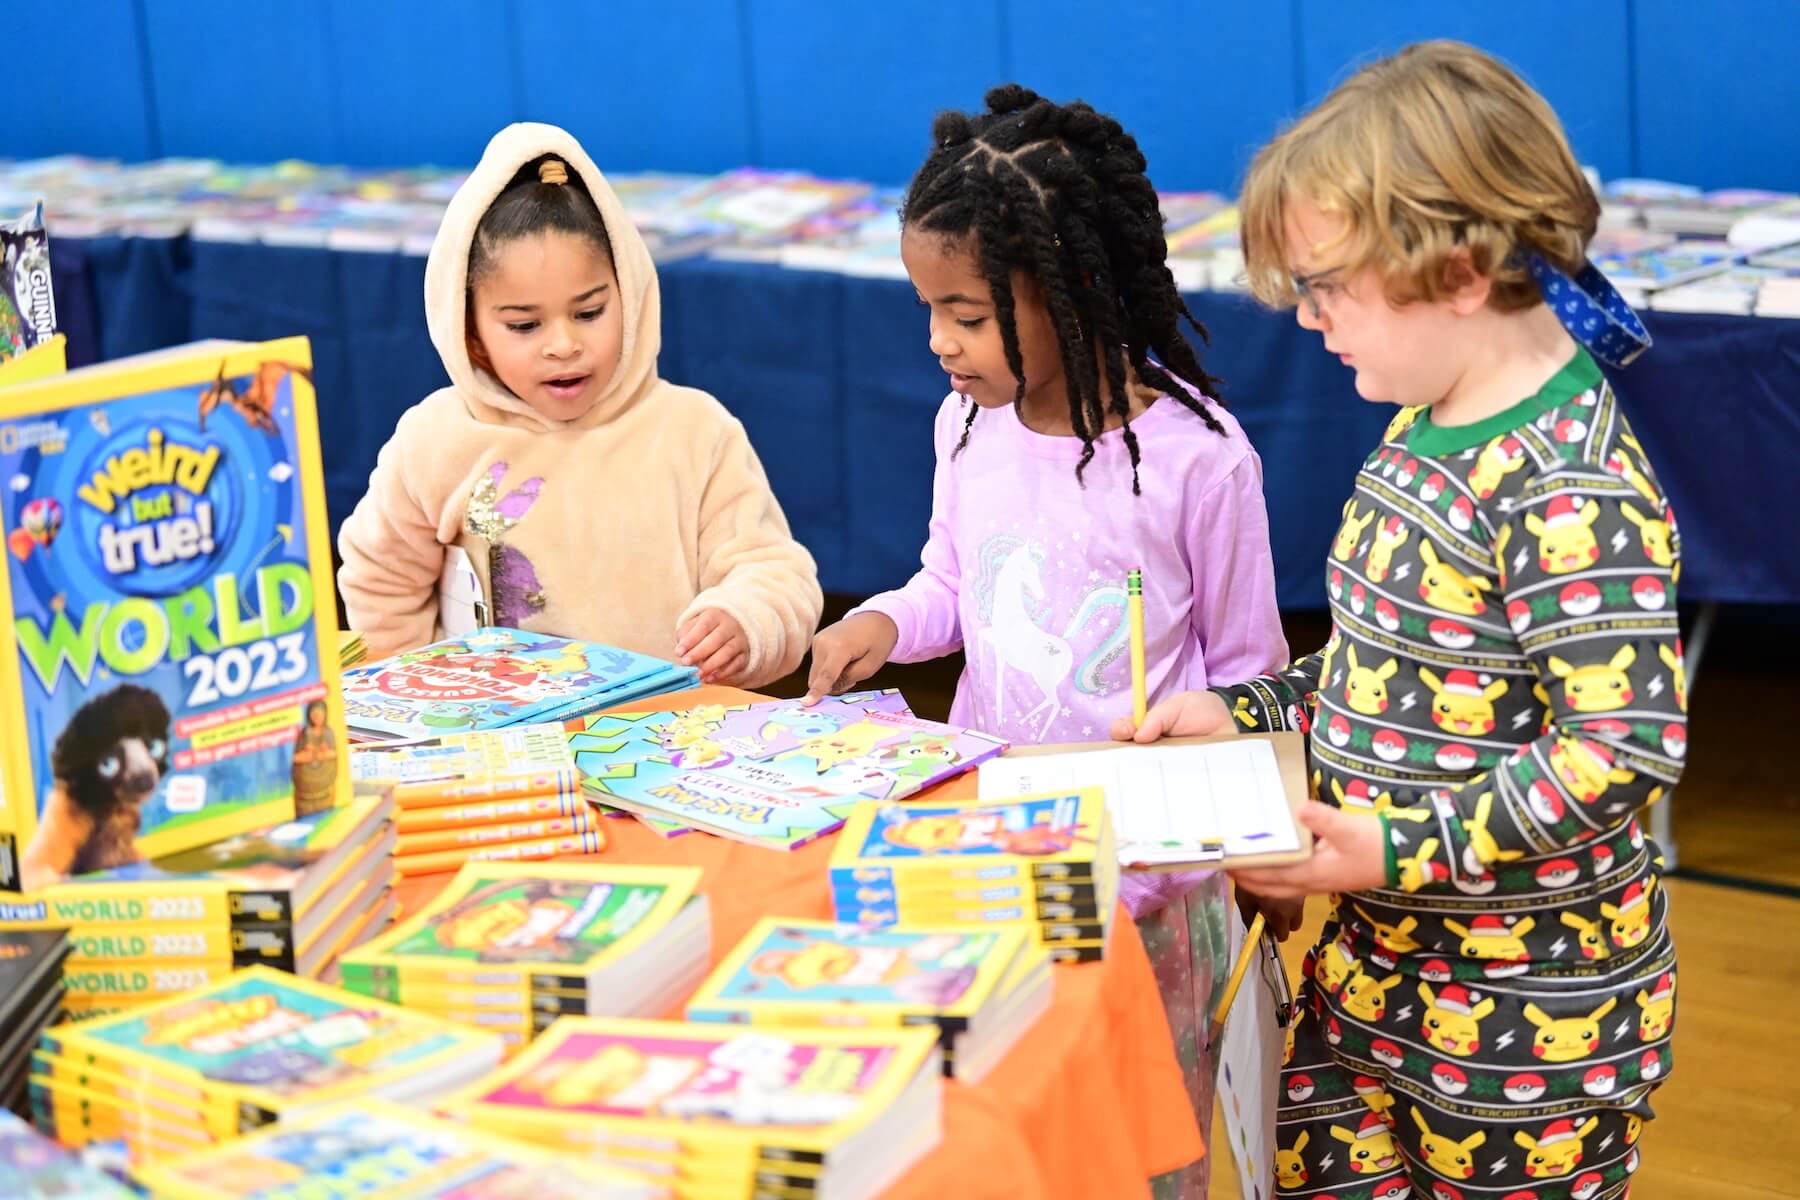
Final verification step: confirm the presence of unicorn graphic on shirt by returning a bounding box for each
[971,535,1129,739]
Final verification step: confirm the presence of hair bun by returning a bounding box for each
[538,159,570,185]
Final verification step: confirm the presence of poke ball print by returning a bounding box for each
[1429,619,1476,650]
[1376,598,1401,632]
[1371,1040,1404,1069]
[1504,1073,1548,1102]
[1436,744,1478,772]
[1663,723,1687,759]
[1529,781,1566,824]
[1632,576,1667,610]
[1583,1066,1618,1097]
[1536,859,1580,889]
[1430,1063,1470,1097]
[1560,580,1603,617]
[1507,599,1532,633]
[1448,496,1475,532]
[1329,714,1353,748]
[1373,729,1409,763]
[1287,1074,1316,1102]
[1421,472,1446,503]
[1421,960,1454,983]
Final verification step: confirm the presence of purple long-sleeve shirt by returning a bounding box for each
[859,389,1287,749]
[856,391,1288,917]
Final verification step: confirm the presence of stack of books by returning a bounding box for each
[337,629,367,668]
[135,1100,665,1199]
[351,725,604,877]
[442,1017,942,1199]
[31,967,504,1162]
[1,797,395,1020]
[338,863,709,1054]
[340,628,699,743]
[568,692,1006,850]
[0,930,70,1115]
[0,1110,136,1197]
[1649,264,1798,314]
[686,917,1051,1082]
[1590,239,1739,307]
[827,790,1119,963]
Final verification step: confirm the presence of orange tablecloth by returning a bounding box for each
[391,687,1205,1198]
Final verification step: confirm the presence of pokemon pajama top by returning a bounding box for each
[1216,350,1683,1200]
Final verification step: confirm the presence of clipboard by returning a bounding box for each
[986,731,1313,870]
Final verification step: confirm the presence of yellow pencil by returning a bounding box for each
[1208,911,1267,1047]
[1127,568,1147,726]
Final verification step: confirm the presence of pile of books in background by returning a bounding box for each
[10,153,1800,313]
[0,155,1251,293]
[1593,180,1800,315]
[0,797,395,1021]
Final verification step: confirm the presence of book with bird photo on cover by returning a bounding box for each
[0,337,350,895]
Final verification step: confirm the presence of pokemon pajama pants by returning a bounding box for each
[1269,909,1673,1200]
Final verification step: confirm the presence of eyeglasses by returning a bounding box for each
[1292,269,1343,321]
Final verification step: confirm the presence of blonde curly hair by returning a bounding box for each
[1240,41,1599,313]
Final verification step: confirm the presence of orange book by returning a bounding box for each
[392,831,607,878]
[394,814,594,858]
[386,770,581,810]
[394,792,593,835]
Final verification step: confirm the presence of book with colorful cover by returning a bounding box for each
[829,790,1110,879]
[0,1110,137,1198]
[568,696,1004,850]
[0,337,351,894]
[133,1100,664,1200]
[349,722,576,793]
[43,966,505,1125]
[686,918,1025,1028]
[441,1017,940,1152]
[340,862,703,989]
[340,627,699,741]
[69,793,389,923]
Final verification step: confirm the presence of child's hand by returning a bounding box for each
[1235,889,1307,942]
[1110,690,1236,743]
[676,610,751,685]
[1230,801,1389,899]
[803,613,899,704]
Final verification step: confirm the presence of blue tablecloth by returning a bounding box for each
[45,237,1800,608]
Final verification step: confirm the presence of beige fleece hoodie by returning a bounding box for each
[336,123,821,684]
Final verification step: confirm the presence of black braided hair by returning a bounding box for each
[902,84,1227,492]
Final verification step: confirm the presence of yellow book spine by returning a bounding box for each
[395,791,593,834]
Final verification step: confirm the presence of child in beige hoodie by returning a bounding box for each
[337,124,821,686]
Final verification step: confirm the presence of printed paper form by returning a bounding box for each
[977,739,1300,866]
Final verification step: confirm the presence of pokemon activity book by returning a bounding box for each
[0,338,348,894]
[568,694,1007,850]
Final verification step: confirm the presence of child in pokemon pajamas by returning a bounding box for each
[1118,43,1684,1200]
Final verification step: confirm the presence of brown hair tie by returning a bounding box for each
[538,159,569,185]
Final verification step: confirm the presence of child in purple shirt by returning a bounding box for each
[805,85,1288,1198]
